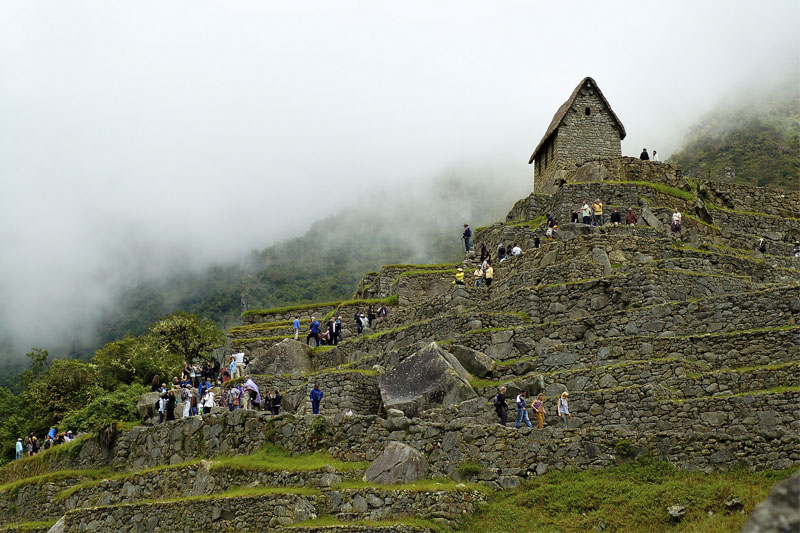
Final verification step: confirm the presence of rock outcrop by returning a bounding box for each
[363,441,429,484]
[741,469,800,533]
[248,338,311,376]
[379,342,476,417]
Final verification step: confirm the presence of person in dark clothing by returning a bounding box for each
[480,243,488,262]
[354,309,363,334]
[212,358,220,382]
[151,375,161,392]
[494,386,509,426]
[640,148,650,160]
[272,390,282,415]
[326,318,335,345]
[367,306,377,329]
[610,208,622,226]
[310,382,323,414]
[263,391,273,413]
[462,224,472,252]
[570,210,579,223]
[533,233,540,249]
[165,391,176,421]
[625,208,638,226]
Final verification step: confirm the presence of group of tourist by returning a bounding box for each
[639,148,659,161]
[301,305,389,347]
[493,387,573,430]
[15,428,74,460]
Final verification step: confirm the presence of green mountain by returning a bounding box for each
[668,80,799,188]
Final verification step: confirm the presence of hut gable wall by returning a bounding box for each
[557,87,622,166]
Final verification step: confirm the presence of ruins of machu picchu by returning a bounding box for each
[1,77,798,533]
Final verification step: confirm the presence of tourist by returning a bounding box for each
[480,243,488,262]
[293,316,300,340]
[359,312,369,332]
[533,233,540,249]
[354,309,363,335]
[367,305,377,329]
[15,438,22,460]
[671,208,682,233]
[581,201,592,225]
[243,376,261,410]
[326,317,335,345]
[227,386,241,411]
[610,208,621,226]
[272,389,282,415]
[306,317,320,347]
[558,392,572,428]
[793,241,800,257]
[514,391,533,429]
[473,265,484,287]
[570,210,579,223]
[151,375,161,393]
[221,368,231,383]
[511,243,522,256]
[481,256,490,273]
[263,390,273,413]
[592,199,604,226]
[182,386,194,418]
[756,238,767,254]
[640,148,650,160]
[165,390,176,421]
[532,393,546,429]
[336,316,344,342]
[212,357,220,382]
[625,208,638,226]
[484,264,494,289]
[191,362,200,388]
[232,351,246,379]
[201,387,215,415]
[158,383,167,423]
[652,150,659,162]
[498,243,506,263]
[493,386,508,426]
[310,382,324,414]
[462,224,472,252]
[453,268,465,285]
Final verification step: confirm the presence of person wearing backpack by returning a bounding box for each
[493,386,508,426]
[514,391,533,429]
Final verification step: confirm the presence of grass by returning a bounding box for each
[231,334,290,346]
[243,295,398,319]
[0,521,58,531]
[394,268,459,282]
[464,326,514,335]
[508,215,546,228]
[287,516,447,532]
[0,468,109,495]
[309,345,336,354]
[212,444,369,473]
[705,202,799,221]
[606,180,696,202]
[380,262,460,270]
[336,477,492,494]
[460,459,794,533]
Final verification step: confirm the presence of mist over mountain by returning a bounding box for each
[668,77,799,188]
[0,162,528,386]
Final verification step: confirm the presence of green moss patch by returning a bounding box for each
[213,444,368,473]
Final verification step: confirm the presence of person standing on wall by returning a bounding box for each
[310,382,324,414]
[293,316,300,340]
[652,150,659,162]
[462,224,472,252]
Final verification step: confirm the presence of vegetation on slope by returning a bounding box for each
[668,79,799,188]
[461,459,793,533]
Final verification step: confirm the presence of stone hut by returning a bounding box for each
[529,77,626,194]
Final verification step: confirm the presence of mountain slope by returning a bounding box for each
[669,80,799,188]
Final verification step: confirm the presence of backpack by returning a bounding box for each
[493,394,501,407]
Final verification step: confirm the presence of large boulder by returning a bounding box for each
[136,392,162,425]
[741,470,799,533]
[379,342,476,417]
[363,441,429,484]
[446,344,495,377]
[640,206,664,231]
[248,338,311,376]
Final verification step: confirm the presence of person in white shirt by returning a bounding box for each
[671,208,682,233]
[232,352,246,379]
[511,244,522,256]
[652,150,659,162]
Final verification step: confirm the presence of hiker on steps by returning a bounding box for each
[310,382,324,414]
[514,391,533,429]
[480,243,488,262]
[533,393,546,429]
[494,386,508,426]
[306,316,320,346]
[484,263,494,289]
[558,392,572,428]
[462,224,472,252]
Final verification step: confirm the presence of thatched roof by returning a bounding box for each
[528,77,626,164]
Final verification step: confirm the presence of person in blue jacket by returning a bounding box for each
[306,317,320,347]
[514,391,533,429]
[462,224,472,252]
[310,382,324,414]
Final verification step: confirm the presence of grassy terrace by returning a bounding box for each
[604,180,696,202]
[242,295,398,319]
[461,460,793,533]
[0,521,58,531]
[287,517,444,532]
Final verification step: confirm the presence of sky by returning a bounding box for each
[0,0,798,354]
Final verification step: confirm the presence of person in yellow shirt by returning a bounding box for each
[484,264,494,288]
[592,199,604,226]
[453,268,465,285]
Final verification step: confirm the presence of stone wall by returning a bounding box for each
[243,305,338,325]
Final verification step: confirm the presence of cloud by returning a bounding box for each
[0,0,797,356]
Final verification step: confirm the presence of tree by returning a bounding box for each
[19,347,49,390]
[149,311,224,363]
